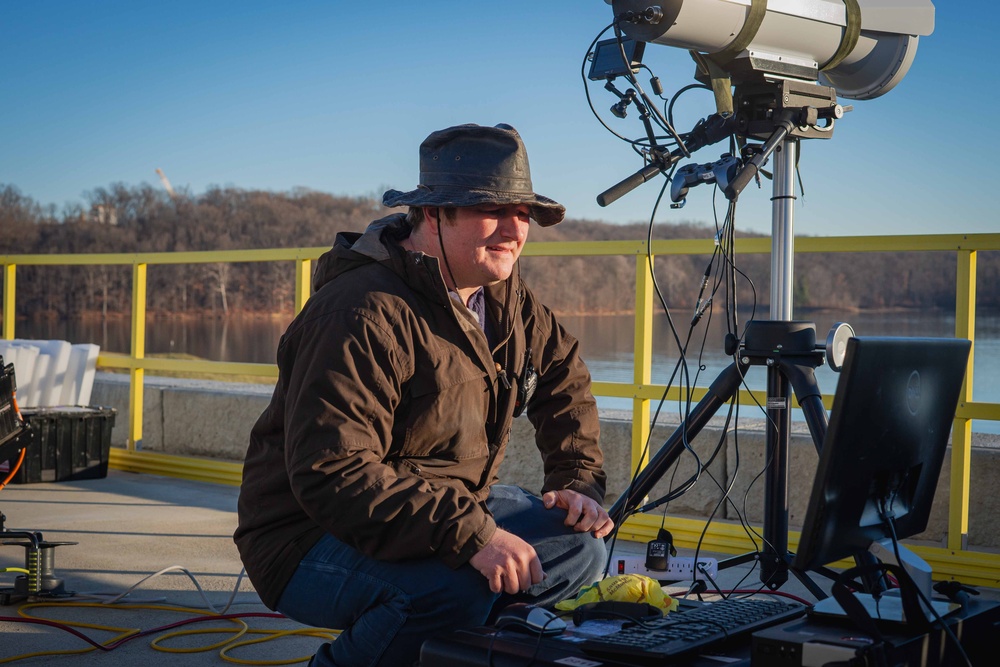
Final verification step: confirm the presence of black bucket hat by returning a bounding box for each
[381,123,565,226]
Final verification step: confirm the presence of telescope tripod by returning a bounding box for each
[607,319,831,597]
[605,80,855,597]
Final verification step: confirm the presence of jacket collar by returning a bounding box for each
[314,212,521,328]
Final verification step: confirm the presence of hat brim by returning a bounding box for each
[382,186,565,227]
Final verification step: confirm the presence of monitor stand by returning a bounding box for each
[811,591,958,625]
[812,539,959,624]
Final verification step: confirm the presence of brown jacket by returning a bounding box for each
[234,214,606,609]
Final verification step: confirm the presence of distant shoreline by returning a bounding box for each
[10,304,969,323]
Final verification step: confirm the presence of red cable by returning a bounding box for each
[0,615,112,651]
[105,611,287,650]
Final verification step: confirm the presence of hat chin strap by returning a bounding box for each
[434,209,461,296]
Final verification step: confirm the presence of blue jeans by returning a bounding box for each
[275,485,607,667]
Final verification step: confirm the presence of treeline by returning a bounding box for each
[1,182,996,321]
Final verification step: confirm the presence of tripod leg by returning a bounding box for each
[781,361,828,453]
[607,360,748,528]
[718,357,825,584]
[790,565,830,600]
[761,365,791,589]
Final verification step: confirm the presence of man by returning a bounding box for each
[235,123,613,666]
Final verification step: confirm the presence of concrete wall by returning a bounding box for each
[91,373,1000,549]
[91,373,274,461]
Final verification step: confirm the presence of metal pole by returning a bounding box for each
[759,138,798,588]
[770,139,797,320]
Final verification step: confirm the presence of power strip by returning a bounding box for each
[607,555,719,581]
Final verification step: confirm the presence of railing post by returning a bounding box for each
[128,262,147,453]
[294,258,312,313]
[2,264,14,340]
[632,250,655,481]
[949,249,977,551]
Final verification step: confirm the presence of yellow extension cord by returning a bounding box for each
[4,601,340,665]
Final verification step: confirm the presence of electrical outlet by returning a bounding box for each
[607,555,719,581]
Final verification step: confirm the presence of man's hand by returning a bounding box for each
[469,528,545,594]
[542,489,615,539]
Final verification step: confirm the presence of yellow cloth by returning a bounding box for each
[555,574,680,613]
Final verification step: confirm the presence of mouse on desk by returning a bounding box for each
[495,603,568,636]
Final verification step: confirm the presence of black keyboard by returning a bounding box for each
[578,596,807,663]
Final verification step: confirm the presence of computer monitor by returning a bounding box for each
[794,337,971,588]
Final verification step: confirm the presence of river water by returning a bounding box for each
[560,310,1000,435]
[15,308,1000,433]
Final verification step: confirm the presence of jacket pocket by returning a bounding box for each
[400,370,489,462]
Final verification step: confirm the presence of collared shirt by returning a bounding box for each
[451,287,496,348]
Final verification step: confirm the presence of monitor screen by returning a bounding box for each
[793,337,970,572]
[588,38,645,81]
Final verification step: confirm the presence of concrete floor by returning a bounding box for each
[0,471,314,666]
[1,471,996,666]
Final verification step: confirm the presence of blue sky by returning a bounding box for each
[1,1,996,237]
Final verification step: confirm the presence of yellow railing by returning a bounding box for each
[3,232,1000,585]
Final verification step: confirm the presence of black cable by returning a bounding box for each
[581,23,636,145]
[705,197,780,560]
[884,514,974,667]
[639,184,775,574]
[486,613,565,667]
[583,22,688,183]
[667,84,713,132]
[609,183,759,539]
[583,27,785,594]
[634,179,708,508]
[684,392,767,589]
[600,175,698,560]
[622,187,759,557]
[611,22,688,154]
[725,403,765,552]
[682,218,769,584]
[688,407,762,589]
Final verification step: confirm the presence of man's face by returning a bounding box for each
[438,204,531,290]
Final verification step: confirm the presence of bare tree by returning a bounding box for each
[205,263,231,316]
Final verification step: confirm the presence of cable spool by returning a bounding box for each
[3,540,77,599]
